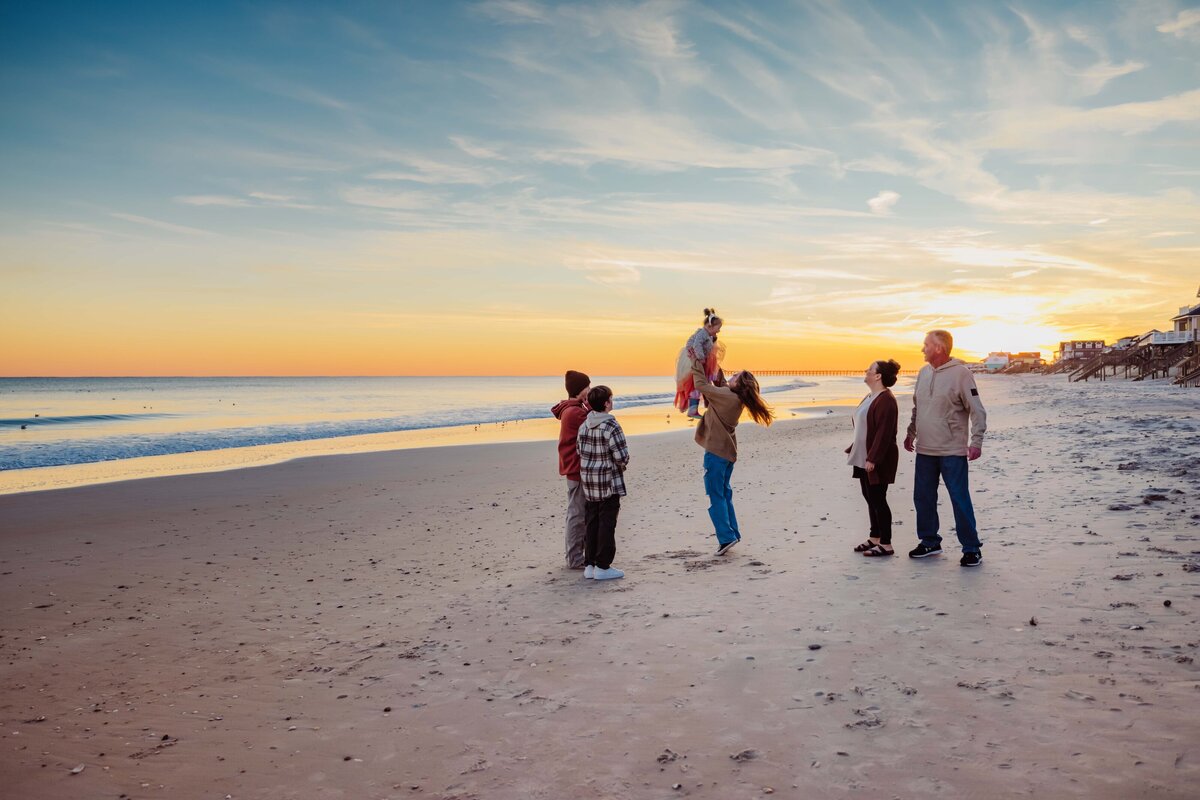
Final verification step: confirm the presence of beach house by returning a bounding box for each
[1069,289,1200,384]
[1111,335,1140,350]
[1046,340,1105,374]
[1169,292,1200,386]
[983,352,1010,372]
[1057,340,1104,363]
[993,351,1044,374]
[1166,298,1200,341]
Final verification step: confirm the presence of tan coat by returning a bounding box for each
[691,363,743,462]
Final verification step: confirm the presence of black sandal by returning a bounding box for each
[862,544,894,557]
[853,540,878,552]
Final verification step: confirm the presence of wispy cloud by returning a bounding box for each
[200,57,353,112]
[110,212,210,236]
[450,136,507,160]
[212,146,349,173]
[366,155,511,186]
[175,195,251,207]
[1070,59,1145,93]
[973,186,1200,228]
[340,186,434,210]
[475,0,549,25]
[558,244,884,283]
[248,191,299,204]
[566,256,642,287]
[981,88,1200,149]
[535,110,833,172]
[175,192,317,210]
[920,244,1116,275]
[1157,8,1200,39]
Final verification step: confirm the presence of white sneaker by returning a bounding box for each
[584,565,595,579]
[592,567,624,581]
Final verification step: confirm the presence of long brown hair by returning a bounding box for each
[731,371,773,426]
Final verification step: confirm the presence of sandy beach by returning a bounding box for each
[1,375,1197,799]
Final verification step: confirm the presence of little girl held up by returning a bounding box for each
[675,309,724,419]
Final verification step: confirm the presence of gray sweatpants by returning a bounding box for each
[565,479,587,568]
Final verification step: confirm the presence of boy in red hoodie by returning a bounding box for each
[551,370,590,569]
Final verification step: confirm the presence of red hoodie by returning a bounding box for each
[551,397,589,480]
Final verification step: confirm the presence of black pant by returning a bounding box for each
[854,468,892,544]
[584,495,620,569]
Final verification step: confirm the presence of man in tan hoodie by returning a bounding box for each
[903,330,988,566]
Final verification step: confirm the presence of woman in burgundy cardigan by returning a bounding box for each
[845,359,901,556]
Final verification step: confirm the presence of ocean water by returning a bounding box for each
[0,375,876,471]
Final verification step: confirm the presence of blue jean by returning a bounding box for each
[914,454,981,553]
[703,451,741,546]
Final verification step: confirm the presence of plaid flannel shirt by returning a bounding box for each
[576,413,630,501]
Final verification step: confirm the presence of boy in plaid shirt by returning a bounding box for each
[576,385,630,581]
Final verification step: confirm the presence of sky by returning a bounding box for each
[1,0,1198,376]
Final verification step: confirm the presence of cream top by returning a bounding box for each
[847,390,882,469]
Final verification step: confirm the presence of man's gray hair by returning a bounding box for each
[927,329,954,354]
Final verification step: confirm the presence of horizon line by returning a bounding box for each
[2,368,933,379]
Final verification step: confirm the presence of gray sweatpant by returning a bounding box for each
[565,479,586,568]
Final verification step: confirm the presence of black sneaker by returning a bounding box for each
[715,539,739,556]
[960,552,983,567]
[908,543,942,558]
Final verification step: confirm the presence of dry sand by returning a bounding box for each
[1,375,1197,799]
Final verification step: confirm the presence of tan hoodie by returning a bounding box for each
[906,358,987,456]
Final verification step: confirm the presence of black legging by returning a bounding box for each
[857,471,892,545]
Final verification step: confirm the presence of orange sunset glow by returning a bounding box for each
[2,3,1197,376]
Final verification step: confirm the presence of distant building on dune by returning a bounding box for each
[980,352,1044,372]
[1057,340,1104,363]
[986,351,1045,374]
[1111,335,1140,350]
[1010,352,1044,367]
[983,352,1010,372]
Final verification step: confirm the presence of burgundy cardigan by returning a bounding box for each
[863,389,899,486]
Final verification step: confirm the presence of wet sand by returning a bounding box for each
[0,398,858,496]
[1,376,1197,799]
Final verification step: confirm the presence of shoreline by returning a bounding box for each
[0,398,861,496]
